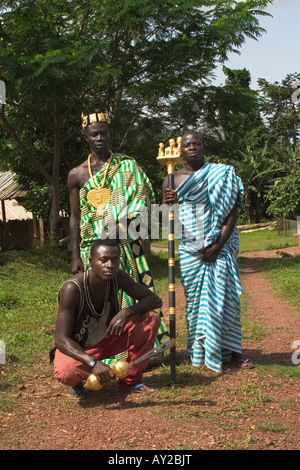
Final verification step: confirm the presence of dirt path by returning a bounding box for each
[239,246,300,366]
[0,247,300,451]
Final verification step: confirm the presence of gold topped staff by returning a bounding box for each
[157,137,182,383]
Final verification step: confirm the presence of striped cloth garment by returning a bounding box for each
[176,161,244,373]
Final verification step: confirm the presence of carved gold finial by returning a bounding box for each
[176,137,182,154]
[158,142,164,157]
[157,136,183,168]
[157,136,183,173]
[159,137,182,158]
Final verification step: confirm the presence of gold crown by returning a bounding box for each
[81,111,110,129]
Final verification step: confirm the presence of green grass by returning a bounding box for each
[151,227,298,253]
[146,250,181,293]
[258,257,300,310]
[1,230,300,416]
[0,247,71,408]
[238,228,298,253]
[259,421,288,434]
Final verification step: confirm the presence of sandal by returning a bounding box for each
[131,383,156,393]
[181,355,192,365]
[119,382,156,393]
[232,358,255,370]
[70,382,86,399]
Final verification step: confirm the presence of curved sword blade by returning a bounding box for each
[130,340,174,366]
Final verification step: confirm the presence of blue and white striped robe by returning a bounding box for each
[177,161,244,373]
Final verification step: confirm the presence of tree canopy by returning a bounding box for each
[0,0,274,241]
[258,73,300,149]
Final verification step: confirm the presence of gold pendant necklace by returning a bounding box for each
[87,151,113,215]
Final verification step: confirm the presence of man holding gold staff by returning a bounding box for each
[67,110,168,347]
[163,130,254,373]
[53,238,161,397]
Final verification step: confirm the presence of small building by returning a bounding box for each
[0,171,44,250]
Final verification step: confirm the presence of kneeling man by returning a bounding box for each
[53,238,161,397]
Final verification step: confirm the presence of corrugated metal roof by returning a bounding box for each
[0,199,33,221]
[0,171,28,200]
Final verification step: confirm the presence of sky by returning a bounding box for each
[213,0,300,88]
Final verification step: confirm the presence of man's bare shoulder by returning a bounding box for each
[67,159,89,188]
[173,167,193,189]
[61,273,83,289]
[59,274,83,301]
[162,167,189,190]
[68,159,88,175]
[174,167,190,177]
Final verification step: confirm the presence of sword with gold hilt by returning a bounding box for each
[157,137,183,383]
[85,340,174,390]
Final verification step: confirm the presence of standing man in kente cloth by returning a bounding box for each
[67,111,169,358]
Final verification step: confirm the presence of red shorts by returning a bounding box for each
[53,311,160,388]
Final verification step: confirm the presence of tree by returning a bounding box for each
[234,143,279,222]
[204,67,268,160]
[265,147,300,220]
[164,66,268,163]
[0,0,273,243]
[258,73,300,150]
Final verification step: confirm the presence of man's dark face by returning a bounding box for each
[90,245,120,281]
[84,122,111,154]
[181,131,205,164]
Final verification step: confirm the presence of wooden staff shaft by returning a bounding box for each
[157,139,182,384]
[168,165,176,383]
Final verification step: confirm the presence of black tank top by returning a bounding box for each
[59,270,120,347]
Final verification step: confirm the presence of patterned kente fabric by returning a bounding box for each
[176,162,244,373]
[79,153,169,349]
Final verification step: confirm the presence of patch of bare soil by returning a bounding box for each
[1,247,300,452]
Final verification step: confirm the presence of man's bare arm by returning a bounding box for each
[106,270,162,337]
[201,201,238,262]
[55,282,92,364]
